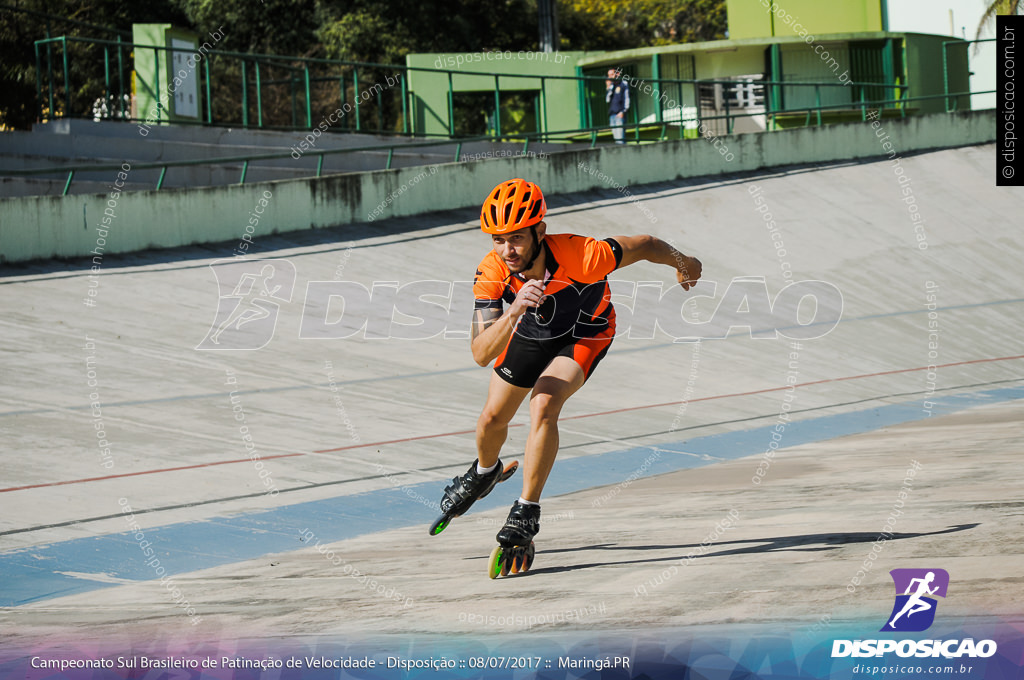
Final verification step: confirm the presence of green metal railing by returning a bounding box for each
[942,38,995,112]
[35,34,926,139]
[34,35,423,134]
[7,85,988,197]
[15,33,993,196]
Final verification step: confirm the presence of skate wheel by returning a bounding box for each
[429,515,451,536]
[500,550,511,577]
[510,549,521,574]
[523,542,536,572]
[488,546,504,579]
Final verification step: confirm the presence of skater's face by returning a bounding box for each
[491,223,544,274]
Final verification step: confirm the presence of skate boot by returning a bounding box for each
[488,501,540,578]
[429,459,518,535]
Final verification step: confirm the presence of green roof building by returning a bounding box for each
[404,0,970,139]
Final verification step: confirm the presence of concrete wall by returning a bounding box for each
[0,109,994,264]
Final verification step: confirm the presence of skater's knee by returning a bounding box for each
[529,392,563,424]
[478,407,511,431]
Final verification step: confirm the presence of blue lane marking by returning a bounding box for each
[2,384,1023,607]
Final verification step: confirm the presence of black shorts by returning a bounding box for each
[493,326,615,388]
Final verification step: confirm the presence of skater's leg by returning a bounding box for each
[521,356,585,502]
[476,371,530,468]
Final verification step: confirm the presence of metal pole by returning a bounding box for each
[353,67,361,131]
[882,38,894,112]
[652,54,662,123]
[400,71,408,134]
[377,85,383,131]
[693,80,701,134]
[447,71,454,136]
[304,65,312,128]
[540,76,548,138]
[632,94,638,143]
[724,81,731,133]
[117,37,125,119]
[34,42,43,122]
[103,46,110,117]
[586,75,593,129]
[62,37,71,117]
[241,59,249,128]
[942,42,950,112]
[45,19,54,119]
[575,67,585,129]
[493,74,501,138]
[204,58,212,123]
[255,60,263,127]
[154,45,162,122]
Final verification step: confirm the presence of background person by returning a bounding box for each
[605,68,631,144]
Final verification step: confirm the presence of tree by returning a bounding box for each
[0,0,187,129]
[976,0,1023,39]
[171,0,318,57]
[1,0,727,130]
[557,0,726,51]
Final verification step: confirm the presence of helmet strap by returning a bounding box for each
[522,225,542,272]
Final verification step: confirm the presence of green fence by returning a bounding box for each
[14,34,994,196]
[943,38,994,112]
[34,35,420,135]
[33,34,982,139]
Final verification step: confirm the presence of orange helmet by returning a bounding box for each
[480,179,546,234]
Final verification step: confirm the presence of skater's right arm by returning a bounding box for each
[471,279,545,366]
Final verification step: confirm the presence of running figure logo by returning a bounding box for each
[881,568,950,632]
[196,259,296,350]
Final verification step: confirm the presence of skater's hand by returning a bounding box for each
[510,279,545,317]
[676,256,702,291]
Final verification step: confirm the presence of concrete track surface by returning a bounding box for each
[1,143,1022,653]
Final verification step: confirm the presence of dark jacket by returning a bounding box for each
[606,79,630,116]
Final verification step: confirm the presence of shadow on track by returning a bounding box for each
[516,524,979,576]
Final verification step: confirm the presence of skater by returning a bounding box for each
[433,178,701,575]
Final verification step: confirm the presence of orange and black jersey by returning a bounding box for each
[473,233,623,340]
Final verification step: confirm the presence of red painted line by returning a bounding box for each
[3,354,1022,494]
[314,428,482,454]
[0,452,304,494]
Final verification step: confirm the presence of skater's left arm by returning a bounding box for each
[612,234,702,290]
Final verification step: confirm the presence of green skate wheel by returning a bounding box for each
[488,546,504,579]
